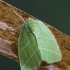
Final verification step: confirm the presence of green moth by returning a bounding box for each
[18,18,62,70]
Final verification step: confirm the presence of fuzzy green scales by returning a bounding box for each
[18,18,62,70]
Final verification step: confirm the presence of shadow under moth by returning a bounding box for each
[13,10,62,70]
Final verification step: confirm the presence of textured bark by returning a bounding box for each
[0,1,70,70]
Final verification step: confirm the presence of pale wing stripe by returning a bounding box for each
[38,36,59,50]
[40,47,61,56]
[19,40,25,45]
[21,48,39,69]
[38,36,55,41]
[19,42,30,52]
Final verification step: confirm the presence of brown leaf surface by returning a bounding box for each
[0,1,70,70]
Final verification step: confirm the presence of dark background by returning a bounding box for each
[1,0,70,70]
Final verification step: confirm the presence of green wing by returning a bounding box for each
[27,18,62,64]
[18,24,42,70]
[18,18,62,70]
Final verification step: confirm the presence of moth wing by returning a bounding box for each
[27,19,62,64]
[18,24,42,70]
[35,21,62,64]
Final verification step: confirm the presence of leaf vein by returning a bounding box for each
[40,48,61,56]
[38,36,55,41]
[40,47,61,56]
[19,42,30,52]
[21,48,39,69]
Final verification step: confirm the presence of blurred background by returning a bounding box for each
[0,0,70,70]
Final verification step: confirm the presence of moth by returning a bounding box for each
[13,10,62,70]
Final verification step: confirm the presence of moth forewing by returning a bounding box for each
[18,24,42,70]
[26,18,62,64]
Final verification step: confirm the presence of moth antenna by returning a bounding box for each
[15,24,24,31]
[13,9,25,22]
[13,9,25,31]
